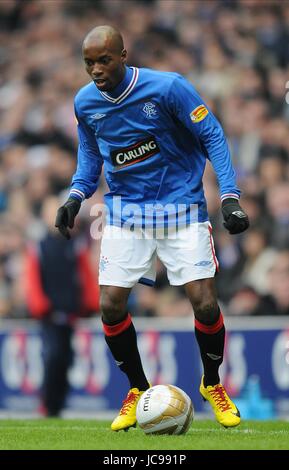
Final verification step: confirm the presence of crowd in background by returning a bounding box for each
[1,0,289,320]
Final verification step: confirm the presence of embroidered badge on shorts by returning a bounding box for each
[100,256,109,272]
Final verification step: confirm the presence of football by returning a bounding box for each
[136,384,194,435]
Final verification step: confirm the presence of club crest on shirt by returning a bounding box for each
[142,102,158,119]
[190,105,208,123]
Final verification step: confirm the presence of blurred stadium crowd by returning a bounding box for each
[1,0,289,320]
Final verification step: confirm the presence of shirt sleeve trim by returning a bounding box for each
[221,193,240,201]
[69,189,85,201]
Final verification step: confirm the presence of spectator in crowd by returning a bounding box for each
[239,227,277,295]
[253,250,289,316]
[227,285,261,316]
[25,196,99,416]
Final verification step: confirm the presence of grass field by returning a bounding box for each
[0,419,288,450]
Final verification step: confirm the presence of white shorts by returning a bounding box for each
[99,222,219,288]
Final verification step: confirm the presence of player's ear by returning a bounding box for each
[121,49,127,64]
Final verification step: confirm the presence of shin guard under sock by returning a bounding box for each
[103,314,149,391]
[195,312,225,387]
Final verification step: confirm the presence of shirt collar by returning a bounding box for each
[99,66,139,104]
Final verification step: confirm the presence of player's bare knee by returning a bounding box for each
[193,299,219,325]
[100,290,127,324]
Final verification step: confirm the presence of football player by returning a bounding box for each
[56,25,249,431]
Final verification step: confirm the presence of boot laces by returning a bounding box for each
[209,385,231,412]
[120,391,138,415]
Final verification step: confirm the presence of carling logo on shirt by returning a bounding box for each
[110,137,160,169]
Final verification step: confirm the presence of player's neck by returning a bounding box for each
[105,66,133,99]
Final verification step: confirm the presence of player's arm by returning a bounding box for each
[55,104,103,240]
[168,75,249,234]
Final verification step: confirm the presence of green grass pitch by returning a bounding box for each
[0,419,289,450]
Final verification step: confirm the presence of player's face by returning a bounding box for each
[83,43,127,91]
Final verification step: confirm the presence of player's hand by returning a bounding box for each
[222,198,249,235]
[55,197,81,240]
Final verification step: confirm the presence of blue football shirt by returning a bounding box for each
[70,66,240,227]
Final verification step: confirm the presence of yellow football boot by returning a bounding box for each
[111,387,145,432]
[200,376,241,428]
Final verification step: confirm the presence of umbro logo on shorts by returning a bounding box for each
[194,260,211,267]
[110,137,160,169]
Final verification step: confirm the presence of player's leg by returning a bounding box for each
[185,278,240,427]
[185,278,223,387]
[101,285,150,392]
[157,222,225,386]
[157,222,240,427]
[99,225,154,430]
[101,285,150,431]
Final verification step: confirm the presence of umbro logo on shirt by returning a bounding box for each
[91,113,106,119]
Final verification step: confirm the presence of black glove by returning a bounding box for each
[55,197,81,240]
[222,198,249,235]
